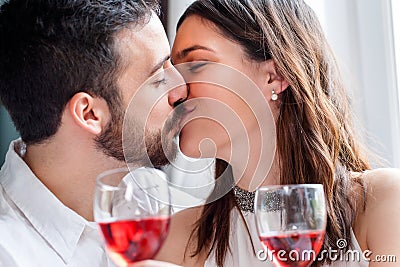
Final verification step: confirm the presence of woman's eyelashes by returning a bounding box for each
[188,62,208,73]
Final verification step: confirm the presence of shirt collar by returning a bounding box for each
[0,140,92,264]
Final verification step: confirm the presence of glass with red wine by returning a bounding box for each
[255,184,327,267]
[94,167,171,266]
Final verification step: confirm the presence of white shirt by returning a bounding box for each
[0,140,116,267]
[163,151,215,209]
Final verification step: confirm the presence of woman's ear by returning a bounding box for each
[259,59,289,101]
[68,92,111,135]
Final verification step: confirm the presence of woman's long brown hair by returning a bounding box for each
[178,0,370,266]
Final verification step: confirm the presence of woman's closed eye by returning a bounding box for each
[188,62,208,73]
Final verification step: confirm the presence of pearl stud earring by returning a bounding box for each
[271,90,278,101]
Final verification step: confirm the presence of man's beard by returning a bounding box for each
[95,108,181,167]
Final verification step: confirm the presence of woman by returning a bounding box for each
[154,0,400,266]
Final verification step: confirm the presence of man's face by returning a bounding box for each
[96,13,188,167]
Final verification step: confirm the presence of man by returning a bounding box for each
[0,0,187,266]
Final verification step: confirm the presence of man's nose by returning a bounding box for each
[167,66,188,107]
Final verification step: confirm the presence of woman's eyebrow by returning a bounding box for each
[175,45,215,60]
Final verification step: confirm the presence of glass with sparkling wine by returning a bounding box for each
[94,167,171,266]
[255,184,327,267]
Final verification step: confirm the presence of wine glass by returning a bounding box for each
[254,184,327,267]
[94,167,171,266]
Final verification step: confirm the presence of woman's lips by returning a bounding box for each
[179,106,196,127]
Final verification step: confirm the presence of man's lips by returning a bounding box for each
[162,104,197,138]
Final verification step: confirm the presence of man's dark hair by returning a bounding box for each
[0,0,159,144]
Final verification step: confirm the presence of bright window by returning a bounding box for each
[304,0,326,29]
[393,0,400,117]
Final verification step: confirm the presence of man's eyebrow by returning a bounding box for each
[175,45,215,60]
[149,55,170,77]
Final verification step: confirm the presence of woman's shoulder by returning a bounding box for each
[363,167,400,179]
[358,168,400,216]
[351,168,400,214]
[363,168,400,197]
[357,168,400,264]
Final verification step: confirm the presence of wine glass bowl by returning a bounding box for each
[255,184,327,267]
[94,167,171,266]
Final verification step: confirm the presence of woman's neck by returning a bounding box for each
[231,153,280,191]
[218,124,280,191]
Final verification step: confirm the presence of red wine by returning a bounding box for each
[99,216,170,264]
[260,230,324,267]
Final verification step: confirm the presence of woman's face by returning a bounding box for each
[172,15,273,160]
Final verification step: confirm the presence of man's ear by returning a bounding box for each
[259,59,289,100]
[68,92,110,135]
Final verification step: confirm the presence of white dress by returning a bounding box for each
[205,208,369,267]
